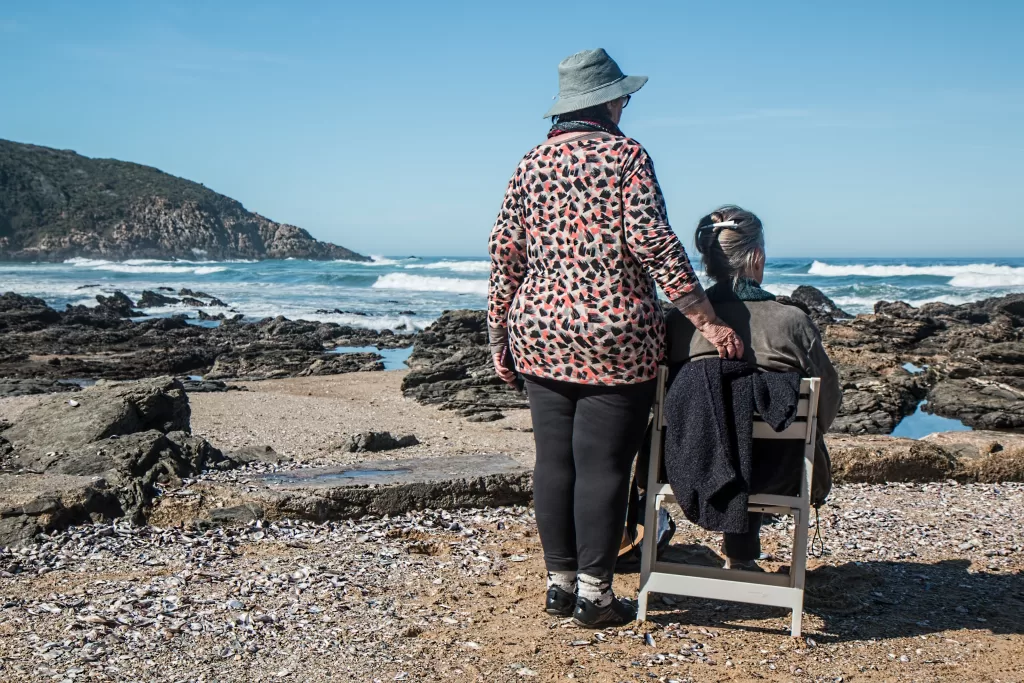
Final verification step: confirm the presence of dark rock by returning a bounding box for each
[196,310,225,322]
[177,378,242,393]
[0,378,81,398]
[926,378,1024,430]
[180,297,206,307]
[179,288,213,299]
[0,474,124,546]
[0,292,61,332]
[0,379,228,539]
[346,432,419,453]
[465,411,505,423]
[402,310,528,416]
[138,290,179,308]
[3,377,191,467]
[208,504,264,524]
[95,291,139,317]
[789,285,851,327]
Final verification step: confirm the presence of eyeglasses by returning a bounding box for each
[622,95,631,108]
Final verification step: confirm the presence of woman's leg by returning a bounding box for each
[722,512,764,564]
[572,380,657,600]
[524,376,579,578]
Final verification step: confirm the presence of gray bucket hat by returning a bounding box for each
[544,48,648,118]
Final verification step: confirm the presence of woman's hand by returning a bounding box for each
[493,347,518,386]
[699,319,746,359]
[680,296,745,360]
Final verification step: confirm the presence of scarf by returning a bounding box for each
[547,118,624,139]
[707,277,776,303]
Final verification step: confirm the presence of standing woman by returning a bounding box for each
[488,48,744,627]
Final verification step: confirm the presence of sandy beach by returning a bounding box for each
[187,372,536,468]
[2,370,1023,681]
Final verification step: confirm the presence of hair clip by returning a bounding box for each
[711,221,737,229]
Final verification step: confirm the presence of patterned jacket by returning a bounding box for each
[488,132,704,385]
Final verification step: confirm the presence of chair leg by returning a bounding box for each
[790,605,803,638]
[789,507,810,637]
[636,494,662,622]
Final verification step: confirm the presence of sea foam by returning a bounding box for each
[371,273,488,296]
[809,260,1024,287]
[405,260,490,273]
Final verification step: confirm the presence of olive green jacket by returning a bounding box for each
[664,295,841,504]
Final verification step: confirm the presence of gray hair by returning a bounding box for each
[694,205,765,285]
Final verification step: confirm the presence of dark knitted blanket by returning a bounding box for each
[664,358,801,534]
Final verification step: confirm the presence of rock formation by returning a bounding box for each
[0,378,231,545]
[0,139,367,262]
[401,310,529,416]
[0,292,398,389]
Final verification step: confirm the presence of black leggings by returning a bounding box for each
[525,375,656,582]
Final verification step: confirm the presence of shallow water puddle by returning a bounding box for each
[258,467,413,486]
[331,345,412,370]
[891,400,972,439]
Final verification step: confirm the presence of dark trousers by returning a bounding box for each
[525,375,656,583]
[722,513,763,562]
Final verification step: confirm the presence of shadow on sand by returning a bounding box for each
[635,544,1024,641]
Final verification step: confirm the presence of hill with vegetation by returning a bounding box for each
[0,139,367,262]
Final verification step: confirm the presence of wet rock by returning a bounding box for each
[0,378,81,398]
[402,311,528,416]
[180,297,206,307]
[781,286,851,328]
[0,292,61,332]
[138,290,179,308]
[926,378,1024,430]
[346,432,419,453]
[94,291,140,317]
[0,292,407,382]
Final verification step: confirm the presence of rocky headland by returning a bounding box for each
[0,139,367,262]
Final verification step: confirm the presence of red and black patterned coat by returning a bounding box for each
[488,133,704,385]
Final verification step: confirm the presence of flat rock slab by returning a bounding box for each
[150,454,532,526]
[254,453,526,490]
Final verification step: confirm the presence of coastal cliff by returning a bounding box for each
[0,139,368,262]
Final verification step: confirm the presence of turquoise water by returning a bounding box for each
[332,345,413,370]
[891,401,973,439]
[2,256,1023,330]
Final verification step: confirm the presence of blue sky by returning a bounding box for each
[1,1,1022,258]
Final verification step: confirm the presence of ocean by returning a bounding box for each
[2,256,1023,331]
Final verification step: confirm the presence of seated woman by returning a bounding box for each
[663,205,842,570]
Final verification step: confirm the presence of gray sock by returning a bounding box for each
[546,570,576,593]
[577,573,613,607]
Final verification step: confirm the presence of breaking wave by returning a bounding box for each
[405,260,490,273]
[809,260,1024,287]
[371,273,488,296]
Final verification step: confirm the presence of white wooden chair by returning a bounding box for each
[637,366,821,637]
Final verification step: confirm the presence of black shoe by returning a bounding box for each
[545,585,575,617]
[572,595,636,628]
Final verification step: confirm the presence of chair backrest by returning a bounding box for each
[653,369,820,441]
